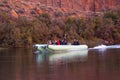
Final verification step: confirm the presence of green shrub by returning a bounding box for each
[104,11,119,24]
[37,13,51,26]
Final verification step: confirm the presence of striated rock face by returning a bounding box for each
[0,0,119,18]
[38,0,120,11]
[0,0,120,11]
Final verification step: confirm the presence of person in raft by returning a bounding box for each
[72,39,80,45]
[57,40,61,45]
[47,40,52,45]
[61,39,67,45]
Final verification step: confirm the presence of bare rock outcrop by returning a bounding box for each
[0,0,119,18]
[10,9,18,19]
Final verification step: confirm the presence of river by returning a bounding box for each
[0,45,120,80]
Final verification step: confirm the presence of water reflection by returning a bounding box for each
[0,47,120,80]
[35,50,88,65]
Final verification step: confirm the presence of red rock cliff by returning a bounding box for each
[0,0,119,18]
[1,0,119,11]
[38,0,120,11]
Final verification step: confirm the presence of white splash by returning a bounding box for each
[89,44,120,50]
[93,44,107,49]
[107,45,120,49]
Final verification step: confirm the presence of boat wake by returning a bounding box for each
[93,44,107,49]
[89,44,120,50]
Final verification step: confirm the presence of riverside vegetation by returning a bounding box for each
[0,9,120,48]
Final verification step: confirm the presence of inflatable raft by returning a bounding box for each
[48,45,88,51]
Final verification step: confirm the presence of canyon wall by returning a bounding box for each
[0,0,120,18]
[38,0,120,11]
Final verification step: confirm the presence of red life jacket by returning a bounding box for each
[57,40,61,45]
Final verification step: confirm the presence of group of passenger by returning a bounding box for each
[47,39,80,45]
[47,39,67,45]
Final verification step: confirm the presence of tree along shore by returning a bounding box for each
[0,9,120,48]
